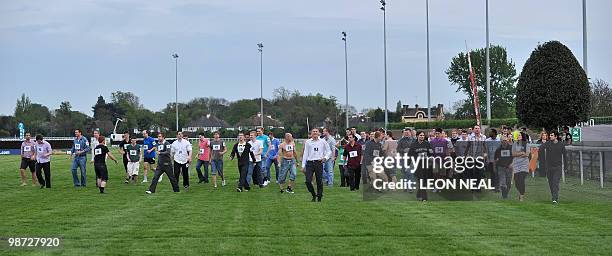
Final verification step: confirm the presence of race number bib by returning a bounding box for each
[314,147,319,152]
[37,147,43,152]
[418,152,427,157]
[361,145,366,150]
[95,148,102,155]
[123,144,129,149]
[179,151,183,155]
[270,145,275,150]
[435,147,444,154]
[23,146,31,152]
[501,150,511,157]
[158,145,165,151]
[75,144,81,150]
[349,151,358,157]
[213,145,221,151]
[143,145,149,150]
[238,145,245,153]
[286,145,294,151]
[199,149,204,154]
[373,150,379,157]
[130,150,137,156]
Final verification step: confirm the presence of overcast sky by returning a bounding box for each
[1,0,610,117]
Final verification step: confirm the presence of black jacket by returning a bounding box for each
[230,142,256,166]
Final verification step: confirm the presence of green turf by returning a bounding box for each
[1,143,611,255]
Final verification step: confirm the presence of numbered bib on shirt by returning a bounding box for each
[124,144,129,149]
[238,145,245,153]
[158,145,165,151]
[373,150,379,157]
[23,146,31,152]
[270,145,275,150]
[501,150,511,157]
[199,149,204,154]
[179,151,183,155]
[143,145,148,150]
[130,150,137,156]
[75,144,81,150]
[286,144,294,151]
[349,151,358,157]
[37,146,43,152]
[435,147,444,154]
[314,147,319,152]
[213,145,221,151]
[95,148,102,155]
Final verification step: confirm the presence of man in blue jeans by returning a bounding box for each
[322,128,337,186]
[278,133,298,193]
[265,131,281,183]
[256,127,271,185]
[70,129,90,187]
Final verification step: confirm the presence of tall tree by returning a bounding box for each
[590,79,612,117]
[516,41,590,130]
[446,45,517,119]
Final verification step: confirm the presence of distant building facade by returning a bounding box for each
[401,104,444,123]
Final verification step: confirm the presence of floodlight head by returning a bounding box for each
[342,31,346,37]
[257,43,264,48]
[380,6,385,11]
[380,0,386,6]
[172,53,179,58]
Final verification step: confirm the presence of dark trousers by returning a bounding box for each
[485,162,499,191]
[148,163,179,193]
[347,166,361,190]
[339,165,349,187]
[416,168,432,201]
[35,162,51,188]
[238,164,250,190]
[305,161,324,198]
[361,164,368,184]
[547,167,562,201]
[514,172,528,195]
[468,167,484,191]
[196,160,209,182]
[122,155,128,173]
[173,161,190,187]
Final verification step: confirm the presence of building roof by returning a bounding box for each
[401,104,444,118]
[185,114,229,128]
[236,113,283,128]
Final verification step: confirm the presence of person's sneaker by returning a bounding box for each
[317,196,322,202]
[275,180,279,184]
[184,186,189,191]
[141,179,148,183]
[286,188,294,194]
[124,179,129,184]
[145,190,152,194]
[236,188,242,192]
[263,180,269,186]
[214,184,218,188]
[222,180,226,187]
[552,200,558,205]
[20,182,27,186]
[280,189,284,193]
[198,180,204,184]
[244,188,250,192]
[311,196,316,202]
[40,185,45,189]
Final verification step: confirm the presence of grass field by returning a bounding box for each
[1,143,612,255]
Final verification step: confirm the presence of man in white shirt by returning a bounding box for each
[171,132,192,190]
[90,130,100,163]
[302,128,331,202]
[247,130,264,188]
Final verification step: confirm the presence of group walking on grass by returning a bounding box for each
[17,124,569,204]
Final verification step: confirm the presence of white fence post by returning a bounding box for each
[600,151,604,188]
[580,151,584,185]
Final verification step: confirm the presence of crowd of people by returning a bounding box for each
[17,125,571,204]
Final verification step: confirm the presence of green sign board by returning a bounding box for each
[570,127,581,142]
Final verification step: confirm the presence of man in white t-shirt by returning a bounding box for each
[247,130,264,188]
[171,132,192,190]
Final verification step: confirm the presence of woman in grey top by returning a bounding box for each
[512,132,530,201]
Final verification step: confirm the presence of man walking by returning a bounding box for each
[278,133,299,193]
[34,135,53,189]
[265,131,281,184]
[343,134,362,191]
[126,136,142,183]
[542,131,568,204]
[256,127,272,185]
[209,131,227,188]
[141,130,157,183]
[70,129,90,187]
[302,128,331,202]
[322,128,337,186]
[171,132,192,191]
[195,132,210,184]
[146,133,180,194]
[19,132,38,186]
[230,132,256,192]
[118,131,131,183]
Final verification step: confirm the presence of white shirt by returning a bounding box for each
[248,140,263,162]
[171,139,192,164]
[301,138,331,168]
[91,137,100,160]
[468,133,487,141]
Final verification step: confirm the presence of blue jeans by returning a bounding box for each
[195,160,209,182]
[211,159,224,178]
[279,158,297,184]
[324,159,335,186]
[401,166,415,187]
[71,155,87,186]
[261,156,269,181]
[266,156,280,182]
[247,161,262,186]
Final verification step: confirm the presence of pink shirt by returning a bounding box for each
[198,139,210,161]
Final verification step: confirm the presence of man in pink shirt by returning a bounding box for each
[195,132,211,184]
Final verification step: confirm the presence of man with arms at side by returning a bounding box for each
[70,128,90,187]
[278,133,299,193]
[302,128,331,202]
[19,132,38,186]
[209,131,227,188]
